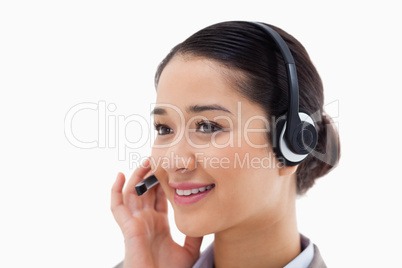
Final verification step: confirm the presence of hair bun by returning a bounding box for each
[296,112,340,194]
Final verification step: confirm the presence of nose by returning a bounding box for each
[163,135,197,174]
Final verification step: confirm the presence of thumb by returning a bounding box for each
[183,236,204,259]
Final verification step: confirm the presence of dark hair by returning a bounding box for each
[154,21,340,194]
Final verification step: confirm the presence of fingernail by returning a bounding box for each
[141,158,150,168]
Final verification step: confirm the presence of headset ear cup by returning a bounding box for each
[273,112,317,166]
[272,116,287,165]
[292,122,318,154]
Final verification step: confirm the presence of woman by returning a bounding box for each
[111,21,340,268]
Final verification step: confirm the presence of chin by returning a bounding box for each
[174,213,213,237]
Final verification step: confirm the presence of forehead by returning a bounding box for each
[156,57,237,104]
[154,56,267,120]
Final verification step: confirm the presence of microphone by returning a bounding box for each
[135,175,159,196]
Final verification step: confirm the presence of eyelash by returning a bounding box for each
[154,122,173,136]
[195,120,223,134]
[153,120,224,135]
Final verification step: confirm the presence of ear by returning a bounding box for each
[278,164,298,177]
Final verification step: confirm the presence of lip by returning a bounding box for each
[169,182,215,205]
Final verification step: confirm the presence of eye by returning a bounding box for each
[195,120,222,134]
[154,123,174,135]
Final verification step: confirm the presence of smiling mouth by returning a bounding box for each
[175,184,215,196]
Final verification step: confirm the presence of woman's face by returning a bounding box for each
[151,56,293,237]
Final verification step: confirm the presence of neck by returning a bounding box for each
[213,195,300,268]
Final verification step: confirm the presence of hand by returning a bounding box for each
[111,159,203,268]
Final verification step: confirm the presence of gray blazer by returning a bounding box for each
[113,243,326,268]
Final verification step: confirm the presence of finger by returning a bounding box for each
[183,236,204,259]
[141,170,157,210]
[123,159,152,211]
[125,158,152,192]
[111,172,125,209]
[111,172,133,228]
[154,183,168,213]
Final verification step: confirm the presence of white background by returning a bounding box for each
[1,1,401,267]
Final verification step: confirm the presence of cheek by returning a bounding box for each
[150,148,171,194]
[199,133,277,174]
[244,132,270,149]
[199,144,276,199]
[150,148,163,174]
[201,138,281,207]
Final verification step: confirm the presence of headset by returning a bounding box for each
[135,21,318,195]
[250,22,318,166]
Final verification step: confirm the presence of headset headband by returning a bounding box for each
[250,22,302,142]
[249,22,318,165]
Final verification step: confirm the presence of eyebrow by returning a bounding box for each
[150,107,167,115]
[150,104,233,115]
[187,104,233,114]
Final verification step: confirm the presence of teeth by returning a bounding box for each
[176,185,214,196]
[191,189,199,194]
